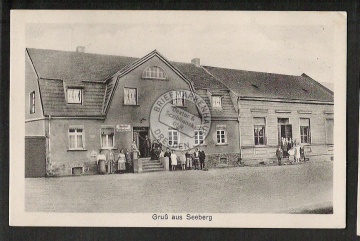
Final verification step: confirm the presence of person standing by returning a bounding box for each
[294,143,301,163]
[107,150,115,174]
[164,148,172,170]
[193,148,200,170]
[276,146,283,166]
[125,148,133,173]
[117,149,126,173]
[199,148,206,170]
[170,150,177,171]
[144,135,152,158]
[179,151,186,170]
[96,150,106,174]
[185,150,192,170]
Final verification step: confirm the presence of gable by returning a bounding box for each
[103,51,196,114]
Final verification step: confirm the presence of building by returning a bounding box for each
[25,47,333,177]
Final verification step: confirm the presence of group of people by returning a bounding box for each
[276,139,306,166]
[96,148,134,174]
[159,147,207,171]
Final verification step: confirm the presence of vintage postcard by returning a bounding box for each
[10,10,346,228]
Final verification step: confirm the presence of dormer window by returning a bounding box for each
[142,66,167,80]
[212,96,222,108]
[67,88,82,104]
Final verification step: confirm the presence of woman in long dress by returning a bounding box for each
[170,150,177,171]
[117,149,126,173]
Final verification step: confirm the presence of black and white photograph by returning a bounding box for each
[10,11,346,228]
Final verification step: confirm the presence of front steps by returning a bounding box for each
[141,158,165,173]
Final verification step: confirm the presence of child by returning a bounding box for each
[288,148,295,164]
[180,151,186,170]
[170,150,177,171]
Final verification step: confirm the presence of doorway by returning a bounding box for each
[133,127,150,158]
[278,118,292,143]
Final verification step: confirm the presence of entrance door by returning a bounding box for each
[133,127,149,157]
[278,118,292,144]
[25,136,46,177]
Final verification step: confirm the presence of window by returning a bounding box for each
[216,125,227,144]
[326,119,334,144]
[194,130,204,145]
[172,91,185,107]
[300,118,311,144]
[29,91,35,114]
[212,96,222,108]
[142,66,166,79]
[67,88,82,104]
[101,127,115,148]
[254,117,266,145]
[168,129,179,147]
[68,127,84,150]
[124,88,137,105]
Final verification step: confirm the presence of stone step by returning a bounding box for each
[142,164,163,169]
[142,160,162,164]
[142,167,165,173]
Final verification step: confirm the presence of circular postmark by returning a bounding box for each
[150,89,211,151]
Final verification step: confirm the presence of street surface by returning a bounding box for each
[26,161,333,213]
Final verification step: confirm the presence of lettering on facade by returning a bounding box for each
[150,89,211,151]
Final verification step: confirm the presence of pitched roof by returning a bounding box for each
[203,66,334,102]
[27,48,137,82]
[171,62,228,90]
[26,48,332,118]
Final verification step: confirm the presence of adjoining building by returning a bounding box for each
[25,47,333,177]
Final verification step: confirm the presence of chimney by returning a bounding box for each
[191,58,200,67]
[76,46,85,53]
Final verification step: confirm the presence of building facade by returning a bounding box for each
[25,48,333,177]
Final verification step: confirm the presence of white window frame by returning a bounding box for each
[212,96,222,108]
[299,118,311,144]
[168,129,180,147]
[67,88,83,104]
[142,66,167,80]
[253,117,266,146]
[30,91,35,114]
[172,91,185,107]
[100,126,115,149]
[194,130,205,145]
[68,126,85,150]
[216,125,227,145]
[124,87,138,105]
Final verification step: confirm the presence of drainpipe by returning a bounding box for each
[237,97,242,162]
[47,115,51,176]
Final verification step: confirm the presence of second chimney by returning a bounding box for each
[76,46,85,53]
[191,58,200,67]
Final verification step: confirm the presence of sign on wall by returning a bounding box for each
[116,124,131,132]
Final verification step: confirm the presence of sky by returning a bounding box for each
[25,11,344,84]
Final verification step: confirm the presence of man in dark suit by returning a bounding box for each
[276,146,283,166]
[144,135,152,158]
[164,148,172,170]
[199,148,206,170]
